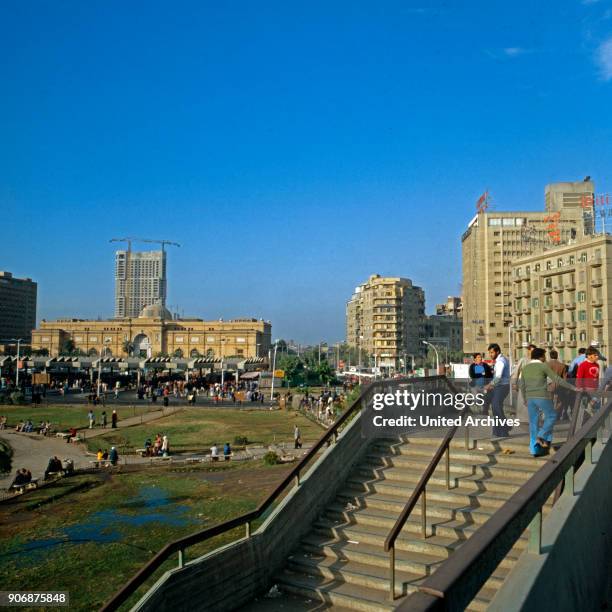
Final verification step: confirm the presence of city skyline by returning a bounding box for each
[3,1,612,342]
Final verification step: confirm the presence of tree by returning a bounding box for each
[122,340,134,356]
[316,360,335,385]
[59,339,75,356]
[276,354,304,385]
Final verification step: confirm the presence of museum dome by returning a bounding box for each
[138,302,173,320]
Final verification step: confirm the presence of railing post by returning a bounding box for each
[389,545,395,601]
[178,548,185,568]
[464,425,470,450]
[564,464,574,497]
[421,489,427,538]
[246,521,251,538]
[585,438,593,464]
[528,509,542,554]
[295,471,300,487]
[445,447,450,489]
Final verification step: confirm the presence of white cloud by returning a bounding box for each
[503,47,529,57]
[597,37,612,80]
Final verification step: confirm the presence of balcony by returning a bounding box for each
[590,255,603,267]
[592,296,604,307]
[567,322,577,329]
[593,320,604,327]
[555,340,566,348]
[554,322,565,330]
[543,304,553,312]
[567,340,577,348]
[544,322,554,330]
[554,303,564,311]
[553,285,564,293]
[542,340,553,347]
[591,278,603,287]
[565,303,576,310]
[542,287,553,295]
[564,283,576,290]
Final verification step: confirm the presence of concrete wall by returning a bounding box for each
[132,407,372,612]
[491,433,612,611]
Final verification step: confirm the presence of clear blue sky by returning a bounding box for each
[2,1,612,343]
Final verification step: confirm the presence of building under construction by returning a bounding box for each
[112,238,179,319]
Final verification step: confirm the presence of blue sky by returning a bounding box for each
[2,1,612,343]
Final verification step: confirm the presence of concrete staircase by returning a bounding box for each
[246,430,564,611]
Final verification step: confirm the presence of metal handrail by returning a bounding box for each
[383,378,468,600]
[396,397,612,611]
[100,375,447,611]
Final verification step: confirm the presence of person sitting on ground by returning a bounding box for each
[144,438,153,456]
[12,468,32,487]
[109,446,119,466]
[210,444,219,461]
[223,442,231,461]
[15,421,24,432]
[62,458,74,474]
[44,456,63,480]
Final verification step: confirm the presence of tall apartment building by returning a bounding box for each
[0,271,37,342]
[511,234,611,363]
[462,179,594,355]
[115,250,167,319]
[346,274,425,371]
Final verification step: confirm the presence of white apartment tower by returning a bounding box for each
[114,250,167,318]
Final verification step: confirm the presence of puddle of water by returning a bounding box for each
[2,486,198,562]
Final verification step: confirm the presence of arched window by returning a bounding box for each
[88,348,98,357]
[190,349,201,358]
[173,348,184,358]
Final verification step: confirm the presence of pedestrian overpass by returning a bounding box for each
[100,377,612,611]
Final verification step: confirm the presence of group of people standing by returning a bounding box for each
[469,343,604,457]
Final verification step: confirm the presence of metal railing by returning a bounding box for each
[99,375,447,611]
[396,396,612,611]
[383,379,470,600]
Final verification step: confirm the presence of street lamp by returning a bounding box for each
[7,338,23,388]
[97,340,111,396]
[270,340,279,401]
[422,340,440,374]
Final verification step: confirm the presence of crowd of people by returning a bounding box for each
[298,389,345,425]
[469,343,605,457]
[95,447,119,465]
[143,433,170,457]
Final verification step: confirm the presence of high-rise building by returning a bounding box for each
[114,250,167,319]
[0,271,37,341]
[346,274,425,372]
[511,233,612,363]
[462,180,594,355]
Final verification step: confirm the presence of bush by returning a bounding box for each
[9,392,26,405]
[262,451,280,466]
[234,435,248,445]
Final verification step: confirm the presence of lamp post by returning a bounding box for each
[7,338,23,388]
[97,340,111,397]
[422,340,439,374]
[270,340,279,401]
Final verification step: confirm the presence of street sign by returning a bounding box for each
[274,369,285,378]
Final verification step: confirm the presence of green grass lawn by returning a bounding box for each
[0,404,153,432]
[85,407,323,453]
[0,461,294,611]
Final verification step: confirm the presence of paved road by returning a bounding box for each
[31,389,277,409]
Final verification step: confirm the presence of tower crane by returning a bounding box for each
[109,237,181,251]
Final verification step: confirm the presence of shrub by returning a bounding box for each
[9,392,26,405]
[262,451,280,466]
[234,435,248,445]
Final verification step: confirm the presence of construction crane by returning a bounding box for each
[109,237,181,252]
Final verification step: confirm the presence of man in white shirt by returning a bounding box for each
[210,444,219,462]
[485,343,511,438]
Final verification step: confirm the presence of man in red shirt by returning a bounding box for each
[576,347,600,390]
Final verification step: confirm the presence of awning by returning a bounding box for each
[240,371,260,380]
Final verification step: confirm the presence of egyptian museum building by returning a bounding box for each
[31,303,272,359]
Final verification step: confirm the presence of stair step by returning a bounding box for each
[300,533,520,577]
[345,478,517,510]
[354,466,524,496]
[310,520,524,562]
[276,570,398,612]
[324,504,528,548]
[286,554,422,596]
[364,454,540,480]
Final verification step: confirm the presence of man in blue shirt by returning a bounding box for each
[569,348,586,378]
